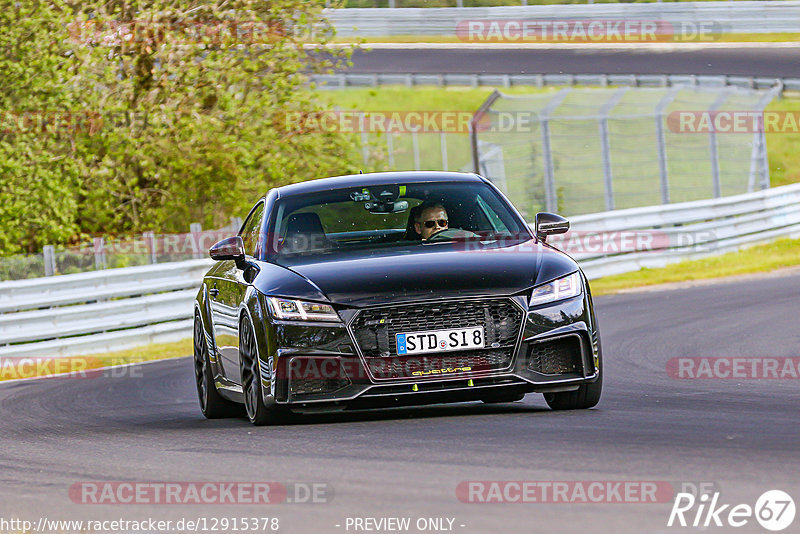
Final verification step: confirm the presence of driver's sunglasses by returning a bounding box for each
[423,219,448,229]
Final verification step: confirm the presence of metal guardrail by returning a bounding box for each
[312,73,800,93]
[2,183,800,357]
[569,182,800,278]
[328,1,800,36]
[0,260,211,358]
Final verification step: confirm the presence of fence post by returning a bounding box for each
[142,232,156,264]
[541,120,556,212]
[748,133,758,192]
[93,237,106,270]
[597,88,627,211]
[470,89,502,174]
[758,130,771,189]
[43,245,56,276]
[190,223,203,259]
[655,86,680,204]
[750,82,781,190]
[539,89,572,212]
[708,92,729,198]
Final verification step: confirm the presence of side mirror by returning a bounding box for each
[209,236,245,261]
[535,212,569,242]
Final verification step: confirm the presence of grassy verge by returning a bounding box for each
[0,338,191,381]
[590,237,800,295]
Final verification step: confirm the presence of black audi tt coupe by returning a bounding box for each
[193,171,602,424]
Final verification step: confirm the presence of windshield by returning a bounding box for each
[266,181,530,261]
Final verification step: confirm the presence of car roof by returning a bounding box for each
[274,171,485,198]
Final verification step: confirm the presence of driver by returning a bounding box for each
[414,202,449,240]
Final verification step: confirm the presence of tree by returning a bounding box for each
[0,0,362,255]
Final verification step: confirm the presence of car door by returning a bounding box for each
[210,201,265,385]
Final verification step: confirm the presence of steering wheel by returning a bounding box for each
[426,228,480,242]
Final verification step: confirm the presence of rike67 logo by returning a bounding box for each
[668,490,795,531]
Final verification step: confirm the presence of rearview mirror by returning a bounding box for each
[209,236,245,261]
[535,212,569,242]
[364,200,409,214]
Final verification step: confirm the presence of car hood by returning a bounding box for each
[258,240,578,307]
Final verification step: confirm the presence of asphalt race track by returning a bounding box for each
[1,272,799,534]
[346,45,800,77]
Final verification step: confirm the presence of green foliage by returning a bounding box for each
[0,0,363,255]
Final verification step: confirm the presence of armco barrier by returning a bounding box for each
[2,183,800,357]
[311,73,800,94]
[0,260,211,359]
[571,182,800,278]
[327,1,800,37]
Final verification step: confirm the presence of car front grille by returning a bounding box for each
[526,336,583,375]
[350,298,522,380]
[368,349,514,380]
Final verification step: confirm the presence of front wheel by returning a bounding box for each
[239,317,291,426]
[194,313,242,419]
[544,371,602,410]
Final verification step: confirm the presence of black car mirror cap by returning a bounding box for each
[535,212,570,242]
[209,236,246,261]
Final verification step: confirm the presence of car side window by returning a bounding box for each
[240,202,265,258]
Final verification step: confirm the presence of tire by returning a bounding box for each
[544,355,603,410]
[239,316,291,426]
[481,393,525,404]
[194,313,242,419]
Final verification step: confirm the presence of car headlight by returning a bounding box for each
[529,272,582,307]
[267,297,341,322]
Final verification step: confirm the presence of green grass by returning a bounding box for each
[0,339,191,381]
[591,237,800,295]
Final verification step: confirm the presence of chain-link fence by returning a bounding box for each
[472,85,779,219]
[0,219,241,281]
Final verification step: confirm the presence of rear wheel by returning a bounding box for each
[194,313,242,419]
[239,316,290,426]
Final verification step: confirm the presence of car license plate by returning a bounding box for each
[396,326,484,355]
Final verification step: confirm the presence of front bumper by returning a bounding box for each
[263,289,600,411]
